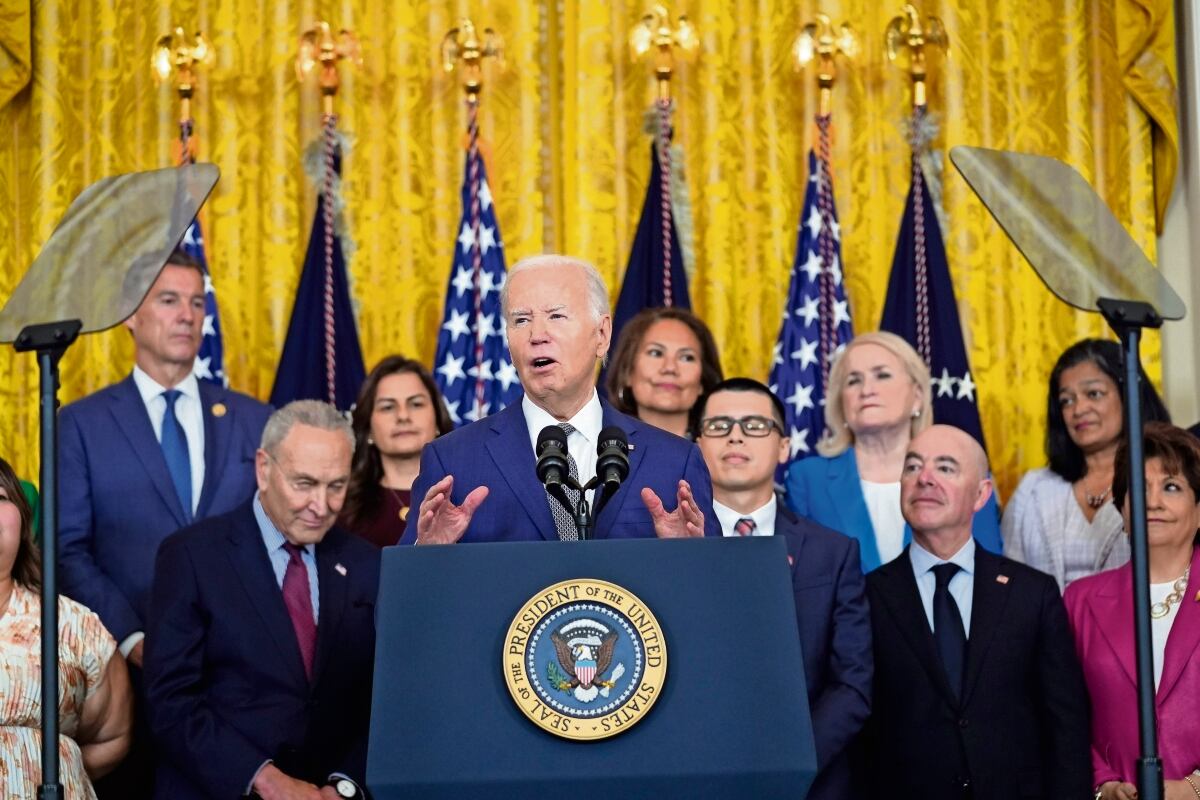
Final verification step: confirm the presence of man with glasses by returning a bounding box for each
[692,378,871,800]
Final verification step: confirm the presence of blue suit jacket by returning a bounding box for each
[400,400,720,543]
[58,375,271,643]
[783,448,1003,572]
[144,502,380,799]
[774,504,872,800]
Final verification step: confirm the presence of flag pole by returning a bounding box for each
[629,5,698,308]
[442,19,504,422]
[296,22,361,406]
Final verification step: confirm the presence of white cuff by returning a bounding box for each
[118,631,145,658]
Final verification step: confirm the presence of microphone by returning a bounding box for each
[595,426,630,493]
[536,425,571,488]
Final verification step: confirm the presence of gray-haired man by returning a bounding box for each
[144,401,379,800]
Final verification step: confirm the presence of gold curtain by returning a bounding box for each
[0,0,1176,501]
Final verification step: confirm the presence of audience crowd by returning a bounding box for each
[3,251,1199,799]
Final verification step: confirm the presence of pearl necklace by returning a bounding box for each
[1150,567,1191,619]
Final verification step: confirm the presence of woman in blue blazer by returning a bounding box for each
[784,332,1002,572]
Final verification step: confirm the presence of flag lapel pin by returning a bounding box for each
[996,575,1009,585]
[335,563,347,577]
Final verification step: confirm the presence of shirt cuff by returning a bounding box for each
[118,631,145,658]
[247,759,272,795]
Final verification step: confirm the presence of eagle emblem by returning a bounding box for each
[547,619,626,703]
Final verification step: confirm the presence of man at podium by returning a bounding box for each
[693,377,871,800]
[400,254,719,545]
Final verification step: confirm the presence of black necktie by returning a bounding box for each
[931,562,966,699]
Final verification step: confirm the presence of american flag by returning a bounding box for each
[178,220,227,388]
[770,129,854,465]
[433,147,522,426]
[879,107,986,446]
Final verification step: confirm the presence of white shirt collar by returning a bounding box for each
[910,535,976,577]
[713,496,776,537]
[132,365,200,405]
[521,390,603,445]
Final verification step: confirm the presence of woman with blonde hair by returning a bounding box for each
[783,331,1002,571]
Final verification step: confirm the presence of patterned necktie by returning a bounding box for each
[160,389,192,522]
[931,562,966,699]
[545,422,582,541]
[281,542,317,681]
[734,517,756,536]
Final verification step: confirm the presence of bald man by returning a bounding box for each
[862,425,1091,800]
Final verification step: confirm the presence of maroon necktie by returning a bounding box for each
[281,542,317,681]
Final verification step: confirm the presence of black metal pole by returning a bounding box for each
[15,320,80,800]
[37,348,63,800]
[1119,325,1163,800]
[1099,299,1163,800]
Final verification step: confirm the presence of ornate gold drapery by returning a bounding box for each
[0,0,1176,500]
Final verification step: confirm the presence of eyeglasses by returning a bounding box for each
[699,415,781,438]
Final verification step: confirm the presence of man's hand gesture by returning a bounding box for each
[642,480,705,538]
[415,475,489,545]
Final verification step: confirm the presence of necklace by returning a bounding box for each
[387,487,410,521]
[1150,567,1191,619]
[1083,484,1111,509]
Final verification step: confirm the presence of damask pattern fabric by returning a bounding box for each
[0,0,1175,501]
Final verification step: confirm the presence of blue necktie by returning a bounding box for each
[932,562,966,699]
[161,389,192,522]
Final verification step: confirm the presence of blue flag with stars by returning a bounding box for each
[879,113,985,446]
[178,221,228,388]
[769,148,853,465]
[433,151,522,426]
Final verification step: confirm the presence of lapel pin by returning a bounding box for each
[787,554,795,567]
[996,575,1009,585]
[335,563,347,576]
[628,443,635,451]
[211,402,227,418]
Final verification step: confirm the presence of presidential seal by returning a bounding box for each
[503,579,667,741]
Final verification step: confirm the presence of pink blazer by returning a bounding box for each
[1063,545,1200,784]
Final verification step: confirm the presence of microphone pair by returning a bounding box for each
[535,425,630,494]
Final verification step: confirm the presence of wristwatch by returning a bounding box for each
[332,778,358,799]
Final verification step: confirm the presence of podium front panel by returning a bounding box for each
[368,537,817,799]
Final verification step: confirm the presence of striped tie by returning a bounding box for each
[734,517,756,536]
[545,423,582,541]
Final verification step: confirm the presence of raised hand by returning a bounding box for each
[642,479,705,539]
[415,475,489,545]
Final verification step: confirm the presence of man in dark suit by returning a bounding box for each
[145,400,379,800]
[401,254,718,545]
[693,378,871,800]
[58,250,270,794]
[865,424,1091,799]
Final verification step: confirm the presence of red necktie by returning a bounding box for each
[282,542,317,681]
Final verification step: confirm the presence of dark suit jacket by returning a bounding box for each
[144,501,380,799]
[59,375,270,643]
[774,505,871,800]
[399,400,720,543]
[864,547,1091,800]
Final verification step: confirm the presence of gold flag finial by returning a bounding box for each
[152,27,214,125]
[629,4,699,102]
[793,14,858,116]
[441,18,504,101]
[296,22,361,117]
[885,4,948,109]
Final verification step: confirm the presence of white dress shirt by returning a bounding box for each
[910,537,976,638]
[714,496,776,537]
[522,391,603,505]
[132,365,206,512]
[861,479,905,564]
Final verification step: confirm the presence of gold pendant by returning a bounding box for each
[399,506,409,521]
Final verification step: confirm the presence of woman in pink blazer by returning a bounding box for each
[1064,422,1200,800]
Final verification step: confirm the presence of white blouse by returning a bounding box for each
[861,479,906,565]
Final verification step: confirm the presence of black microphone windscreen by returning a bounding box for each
[537,424,568,455]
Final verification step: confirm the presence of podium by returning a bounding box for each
[367,537,817,799]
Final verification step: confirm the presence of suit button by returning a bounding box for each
[958,717,968,728]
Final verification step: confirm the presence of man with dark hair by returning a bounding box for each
[865,424,1091,799]
[58,251,271,795]
[693,377,871,800]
